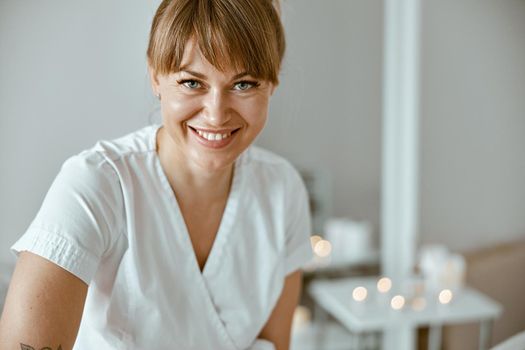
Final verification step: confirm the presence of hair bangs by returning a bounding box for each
[147,0,284,84]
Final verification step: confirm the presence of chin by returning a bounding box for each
[193,153,237,172]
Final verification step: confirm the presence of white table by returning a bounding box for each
[308,277,503,350]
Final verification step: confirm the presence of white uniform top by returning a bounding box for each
[11,124,313,350]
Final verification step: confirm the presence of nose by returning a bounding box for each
[203,89,232,126]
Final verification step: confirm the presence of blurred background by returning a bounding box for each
[1,0,524,349]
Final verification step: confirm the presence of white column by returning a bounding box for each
[381,0,422,348]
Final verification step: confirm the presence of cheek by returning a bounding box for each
[238,98,270,126]
[161,94,199,123]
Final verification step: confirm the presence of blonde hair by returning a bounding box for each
[146,0,285,84]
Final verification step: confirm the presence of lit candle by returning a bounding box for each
[310,235,323,250]
[438,289,453,305]
[377,277,392,293]
[314,239,332,258]
[374,277,392,306]
[352,286,368,302]
[390,295,405,310]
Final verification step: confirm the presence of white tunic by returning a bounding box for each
[11,124,313,350]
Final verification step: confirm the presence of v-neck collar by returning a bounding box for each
[150,123,246,279]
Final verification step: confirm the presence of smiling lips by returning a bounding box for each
[189,126,240,148]
[195,129,232,141]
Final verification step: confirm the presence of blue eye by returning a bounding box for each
[179,80,201,89]
[233,81,259,91]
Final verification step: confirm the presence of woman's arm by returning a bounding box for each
[257,270,303,350]
[0,251,88,350]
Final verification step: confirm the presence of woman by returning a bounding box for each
[0,1,312,349]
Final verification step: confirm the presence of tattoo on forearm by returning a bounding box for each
[20,344,63,350]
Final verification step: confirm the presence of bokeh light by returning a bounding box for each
[352,286,368,302]
[439,289,453,304]
[310,235,322,250]
[390,295,405,310]
[377,277,392,293]
[314,239,332,257]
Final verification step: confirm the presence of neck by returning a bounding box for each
[156,126,234,203]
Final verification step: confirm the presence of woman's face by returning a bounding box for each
[149,40,275,173]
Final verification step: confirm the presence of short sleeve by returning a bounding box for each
[283,165,314,275]
[10,151,124,285]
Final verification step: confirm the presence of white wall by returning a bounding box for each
[419,0,525,252]
[259,0,384,232]
[263,0,525,253]
[0,0,162,281]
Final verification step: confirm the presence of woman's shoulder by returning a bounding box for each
[88,124,159,161]
[61,124,159,173]
[56,124,159,191]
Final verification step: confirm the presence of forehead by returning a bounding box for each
[177,39,246,77]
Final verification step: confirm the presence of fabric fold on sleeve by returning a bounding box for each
[11,226,100,285]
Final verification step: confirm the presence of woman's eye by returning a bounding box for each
[180,80,201,89]
[233,81,258,91]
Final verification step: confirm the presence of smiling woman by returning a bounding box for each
[0,1,312,350]
[151,38,274,178]
[150,39,277,273]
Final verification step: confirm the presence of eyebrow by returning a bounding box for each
[179,69,250,81]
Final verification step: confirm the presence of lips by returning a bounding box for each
[188,125,240,149]
[189,126,241,134]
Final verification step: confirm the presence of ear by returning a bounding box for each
[147,64,161,96]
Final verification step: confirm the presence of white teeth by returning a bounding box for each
[195,129,232,141]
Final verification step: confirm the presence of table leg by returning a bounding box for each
[314,302,329,349]
[364,331,379,350]
[354,332,363,350]
[479,319,494,350]
[383,326,416,350]
[374,331,382,350]
[428,324,442,350]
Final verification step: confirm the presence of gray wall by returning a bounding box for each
[259,0,384,236]
[260,0,525,253]
[419,0,525,252]
[0,0,161,286]
[1,0,524,291]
